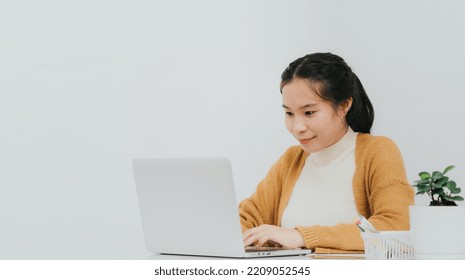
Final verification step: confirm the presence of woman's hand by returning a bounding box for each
[242,224,305,249]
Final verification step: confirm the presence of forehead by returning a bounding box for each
[281,79,323,105]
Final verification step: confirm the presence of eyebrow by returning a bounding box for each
[282,103,318,110]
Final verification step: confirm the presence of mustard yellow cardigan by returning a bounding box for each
[239,133,414,253]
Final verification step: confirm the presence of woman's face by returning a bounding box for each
[282,79,350,153]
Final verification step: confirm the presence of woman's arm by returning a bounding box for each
[239,146,306,230]
[296,136,414,251]
[238,153,286,231]
[363,136,414,231]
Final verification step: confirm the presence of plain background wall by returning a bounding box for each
[1,0,465,258]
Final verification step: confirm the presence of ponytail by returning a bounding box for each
[346,73,374,133]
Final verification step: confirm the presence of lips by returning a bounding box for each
[298,136,315,145]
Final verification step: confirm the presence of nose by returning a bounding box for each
[293,116,308,135]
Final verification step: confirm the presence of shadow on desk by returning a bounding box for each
[146,253,313,260]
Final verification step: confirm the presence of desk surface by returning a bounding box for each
[0,242,366,260]
[0,242,150,260]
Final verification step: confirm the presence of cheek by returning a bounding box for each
[317,115,341,137]
[285,118,294,133]
[310,116,331,136]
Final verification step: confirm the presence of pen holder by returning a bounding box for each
[361,231,414,260]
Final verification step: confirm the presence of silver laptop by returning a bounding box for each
[132,158,312,258]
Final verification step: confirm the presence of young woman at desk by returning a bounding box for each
[240,52,414,254]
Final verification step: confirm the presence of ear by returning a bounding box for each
[339,97,353,115]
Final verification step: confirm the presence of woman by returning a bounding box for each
[239,52,414,253]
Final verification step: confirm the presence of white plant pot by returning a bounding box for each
[409,206,465,259]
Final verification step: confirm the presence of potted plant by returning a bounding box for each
[410,165,465,259]
[413,165,463,206]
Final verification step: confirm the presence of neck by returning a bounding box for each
[311,127,356,166]
[326,125,349,149]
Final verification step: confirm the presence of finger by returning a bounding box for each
[267,240,283,247]
[255,228,288,248]
[258,230,282,247]
[242,225,271,243]
[247,229,274,247]
[243,233,260,247]
[242,228,256,242]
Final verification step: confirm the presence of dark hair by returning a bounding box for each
[280,52,374,133]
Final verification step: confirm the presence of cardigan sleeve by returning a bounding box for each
[239,158,283,232]
[295,136,414,252]
[363,137,414,231]
[296,223,363,252]
[239,147,295,232]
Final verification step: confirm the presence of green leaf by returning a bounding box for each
[446,196,464,201]
[432,171,444,180]
[414,179,430,185]
[417,185,430,192]
[413,183,429,191]
[441,195,453,201]
[415,191,427,195]
[448,181,457,190]
[443,165,455,174]
[451,188,461,194]
[433,183,444,189]
[436,176,449,185]
[419,172,431,179]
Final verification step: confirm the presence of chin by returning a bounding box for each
[300,145,314,153]
[300,144,322,154]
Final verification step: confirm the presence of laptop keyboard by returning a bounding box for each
[245,246,285,252]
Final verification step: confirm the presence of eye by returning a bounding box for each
[285,111,294,116]
[305,111,315,116]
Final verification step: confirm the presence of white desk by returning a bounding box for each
[0,242,318,260]
[0,242,150,260]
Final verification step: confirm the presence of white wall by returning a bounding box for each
[1,0,465,258]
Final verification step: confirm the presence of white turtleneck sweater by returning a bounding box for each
[281,128,358,228]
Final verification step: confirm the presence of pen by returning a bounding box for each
[355,222,365,232]
[354,215,378,233]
